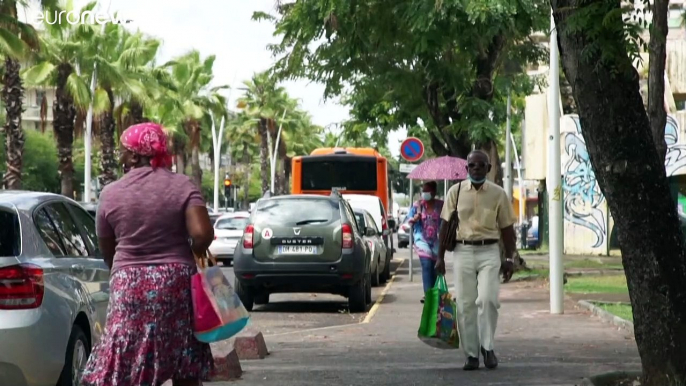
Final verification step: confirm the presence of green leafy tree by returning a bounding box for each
[0,130,60,192]
[254,0,547,185]
[551,0,686,383]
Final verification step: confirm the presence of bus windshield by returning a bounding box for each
[301,156,377,191]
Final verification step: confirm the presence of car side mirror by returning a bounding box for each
[365,227,376,237]
[382,229,391,237]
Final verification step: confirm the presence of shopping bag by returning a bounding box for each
[417,275,460,349]
[191,250,250,343]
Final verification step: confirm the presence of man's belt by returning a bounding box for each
[457,239,499,246]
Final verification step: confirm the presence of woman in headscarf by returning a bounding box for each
[407,181,444,303]
[81,123,214,386]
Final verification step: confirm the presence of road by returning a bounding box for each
[220,242,407,336]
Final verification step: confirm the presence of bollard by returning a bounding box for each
[234,331,269,360]
[203,349,243,382]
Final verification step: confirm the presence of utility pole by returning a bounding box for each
[547,10,564,314]
[210,111,226,213]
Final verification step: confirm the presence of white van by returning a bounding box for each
[343,194,394,255]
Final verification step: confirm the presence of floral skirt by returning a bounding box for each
[81,264,213,386]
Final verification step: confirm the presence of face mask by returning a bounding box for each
[421,192,433,201]
[468,175,486,184]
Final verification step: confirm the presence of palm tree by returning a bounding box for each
[237,71,290,194]
[225,111,259,207]
[84,23,158,187]
[162,51,227,187]
[22,6,98,197]
[0,0,58,189]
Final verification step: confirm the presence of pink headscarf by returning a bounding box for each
[120,122,173,169]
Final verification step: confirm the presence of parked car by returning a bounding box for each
[526,215,540,249]
[233,193,372,312]
[0,191,109,386]
[79,202,98,218]
[353,208,391,286]
[397,215,411,248]
[343,194,394,258]
[209,212,250,265]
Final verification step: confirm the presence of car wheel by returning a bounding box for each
[254,293,270,305]
[57,325,90,386]
[348,277,367,313]
[365,272,372,305]
[371,258,380,287]
[380,254,391,283]
[235,278,254,312]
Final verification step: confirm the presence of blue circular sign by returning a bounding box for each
[400,137,424,162]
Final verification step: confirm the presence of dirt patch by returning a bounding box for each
[569,293,631,303]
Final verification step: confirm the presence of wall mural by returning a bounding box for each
[562,116,607,249]
[562,114,685,254]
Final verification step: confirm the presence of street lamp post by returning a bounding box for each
[209,111,226,213]
[548,10,564,314]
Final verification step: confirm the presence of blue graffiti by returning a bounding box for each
[665,115,686,176]
[562,116,606,248]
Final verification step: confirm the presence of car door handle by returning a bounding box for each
[71,264,85,273]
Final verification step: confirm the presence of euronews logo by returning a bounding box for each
[35,10,133,25]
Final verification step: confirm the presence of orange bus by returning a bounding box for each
[291,147,391,218]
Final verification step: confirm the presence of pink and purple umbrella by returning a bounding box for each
[406,156,468,181]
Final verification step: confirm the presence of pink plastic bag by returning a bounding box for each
[191,251,249,343]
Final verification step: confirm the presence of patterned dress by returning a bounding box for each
[409,199,444,260]
[80,264,213,386]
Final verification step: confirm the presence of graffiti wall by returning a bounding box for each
[561,114,686,255]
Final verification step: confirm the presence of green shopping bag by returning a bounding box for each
[417,276,460,349]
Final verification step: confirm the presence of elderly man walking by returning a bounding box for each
[435,150,517,371]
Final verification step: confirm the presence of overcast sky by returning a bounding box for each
[20,0,407,156]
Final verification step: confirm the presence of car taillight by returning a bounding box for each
[243,225,254,248]
[381,216,388,230]
[342,224,353,249]
[0,264,44,310]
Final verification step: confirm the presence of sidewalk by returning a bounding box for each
[224,258,641,385]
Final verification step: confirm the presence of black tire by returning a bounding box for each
[365,273,372,305]
[380,254,391,283]
[235,278,254,311]
[254,293,270,305]
[371,258,380,287]
[348,277,367,313]
[57,325,90,386]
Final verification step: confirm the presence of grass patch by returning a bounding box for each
[512,268,549,280]
[565,275,628,294]
[565,259,623,270]
[520,247,548,256]
[596,302,633,322]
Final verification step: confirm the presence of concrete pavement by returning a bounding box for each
[209,249,641,385]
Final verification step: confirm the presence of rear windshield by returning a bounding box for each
[254,198,339,225]
[215,217,250,230]
[0,209,20,257]
[301,156,377,191]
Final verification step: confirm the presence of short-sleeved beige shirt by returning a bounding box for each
[440,180,516,241]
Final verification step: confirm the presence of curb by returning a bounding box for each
[577,300,634,333]
[580,370,642,386]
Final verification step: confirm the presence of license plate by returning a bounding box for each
[277,245,317,255]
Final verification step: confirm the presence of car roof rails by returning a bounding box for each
[330,188,344,200]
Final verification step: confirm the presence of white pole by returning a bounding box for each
[510,132,525,227]
[83,0,111,202]
[210,111,225,213]
[408,181,414,282]
[547,10,564,315]
[504,92,513,202]
[270,110,287,193]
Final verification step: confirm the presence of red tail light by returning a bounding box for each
[0,264,44,310]
[342,224,353,249]
[243,225,254,248]
[381,216,388,230]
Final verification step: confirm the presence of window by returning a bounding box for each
[254,198,339,226]
[43,204,88,257]
[0,210,21,257]
[34,208,67,256]
[215,217,250,230]
[354,212,367,230]
[301,157,378,191]
[69,204,98,255]
[366,214,381,233]
[35,90,45,107]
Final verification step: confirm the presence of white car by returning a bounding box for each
[209,212,251,265]
[343,194,393,258]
